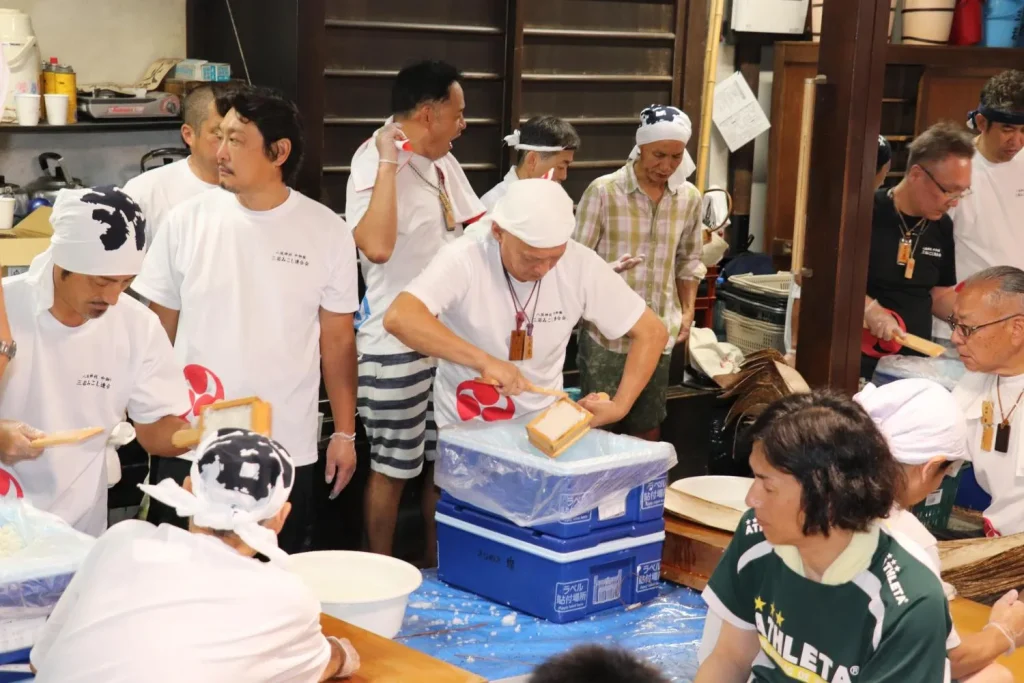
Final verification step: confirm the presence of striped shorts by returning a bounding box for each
[356,351,437,480]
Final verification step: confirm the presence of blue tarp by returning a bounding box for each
[396,571,708,682]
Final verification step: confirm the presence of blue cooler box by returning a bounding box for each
[436,419,676,528]
[441,475,666,539]
[436,496,665,623]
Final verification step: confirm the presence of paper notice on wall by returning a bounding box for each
[713,71,771,152]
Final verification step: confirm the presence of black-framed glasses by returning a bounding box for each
[946,314,1022,339]
[918,165,972,201]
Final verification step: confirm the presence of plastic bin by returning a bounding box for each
[718,287,787,326]
[983,0,1024,47]
[435,419,677,528]
[436,496,665,623]
[911,467,964,531]
[440,475,666,540]
[722,309,786,356]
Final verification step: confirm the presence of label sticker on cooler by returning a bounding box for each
[554,579,590,613]
[593,570,623,605]
[640,478,667,511]
[636,560,661,593]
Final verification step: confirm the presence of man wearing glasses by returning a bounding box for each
[952,266,1024,538]
[862,122,975,380]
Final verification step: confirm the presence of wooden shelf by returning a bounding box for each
[521,72,673,83]
[521,116,637,125]
[523,27,675,42]
[883,135,913,142]
[324,69,502,81]
[325,19,503,35]
[0,119,181,134]
[567,160,625,169]
[325,116,498,126]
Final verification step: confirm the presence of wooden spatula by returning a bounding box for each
[30,426,105,448]
[473,376,568,399]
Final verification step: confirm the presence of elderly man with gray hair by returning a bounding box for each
[951,265,1024,537]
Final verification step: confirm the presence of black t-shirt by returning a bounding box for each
[867,189,957,341]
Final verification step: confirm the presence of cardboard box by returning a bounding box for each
[172,59,216,81]
[0,207,53,276]
[211,63,232,82]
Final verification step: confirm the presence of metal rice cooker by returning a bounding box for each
[0,176,30,219]
[23,152,83,205]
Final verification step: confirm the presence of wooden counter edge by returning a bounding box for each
[320,613,487,683]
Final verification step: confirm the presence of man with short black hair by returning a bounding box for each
[951,266,1024,538]
[696,391,955,683]
[529,645,668,683]
[862,121,974,379]
[480,115,580,210]
[952,70,1024,282]
[133,86,360,552]
[123,83,230,248]
[346,59,485,562]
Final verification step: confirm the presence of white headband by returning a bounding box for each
[503,129,567,153]
[138,429,296,563]
[854,380,969,466]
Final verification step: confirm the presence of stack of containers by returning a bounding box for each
[434,418,677,623]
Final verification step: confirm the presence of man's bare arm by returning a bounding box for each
[148,301,180,344]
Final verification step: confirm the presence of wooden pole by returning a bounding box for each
[789,76,819,277]
[695,0,726,193]
[795,0,891,391]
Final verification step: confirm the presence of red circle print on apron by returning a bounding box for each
[456,380,516,422]
[182,364,225,419]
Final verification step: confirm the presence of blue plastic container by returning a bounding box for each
[983,0,1024,47]
[441,475,666,539]
[436,497,665,623]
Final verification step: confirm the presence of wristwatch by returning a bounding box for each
[0,340,17,361]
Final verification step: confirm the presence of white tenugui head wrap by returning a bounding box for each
[138,428,296,563]
[629,104,697,191]
[25,185,147,313]
[854,379,969,470]
[502,129,566,153]
[475,178,575,248]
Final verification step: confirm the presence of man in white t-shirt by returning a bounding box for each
[0,187,191,535]
[132,86,360,553]
[479,115,580,211]
[31,429,359,683]
[950,266,1024,539]
[933,70,1024,341]
[123,83,228,248]
[385,178,667,432]
[856,378,1023,683]
[346,60,485,561]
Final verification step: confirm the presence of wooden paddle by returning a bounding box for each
[862,320,946,358]
[473,376,569,399]
[30,426,105,448]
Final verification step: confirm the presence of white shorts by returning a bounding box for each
[356,351,437,480]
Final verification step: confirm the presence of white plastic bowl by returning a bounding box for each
[287,550,422,639]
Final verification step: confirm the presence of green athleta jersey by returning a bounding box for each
[703,509,952,683]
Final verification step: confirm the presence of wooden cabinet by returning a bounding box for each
[766,42,1024,260]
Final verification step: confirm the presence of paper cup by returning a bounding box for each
[14,94,40,126]
[0,197,16,230]
[43,94,69,126]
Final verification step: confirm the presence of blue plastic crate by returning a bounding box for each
[441,475,666,539]
[436,497,665,624]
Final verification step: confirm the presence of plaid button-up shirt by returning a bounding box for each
[574,162,703,353]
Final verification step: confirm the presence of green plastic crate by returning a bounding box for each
[911,466,965,531]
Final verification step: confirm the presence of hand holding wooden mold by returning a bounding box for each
[527,397,595,458]
[170,397,272,449]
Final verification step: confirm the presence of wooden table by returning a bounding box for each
[320,614,486,683]
[661,515,733,591]
[949,599,1024,678]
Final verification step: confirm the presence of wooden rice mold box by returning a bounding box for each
[171,396,273,449]
[527,397,594,459]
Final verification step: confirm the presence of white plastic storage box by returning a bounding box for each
[435,419,677,528]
